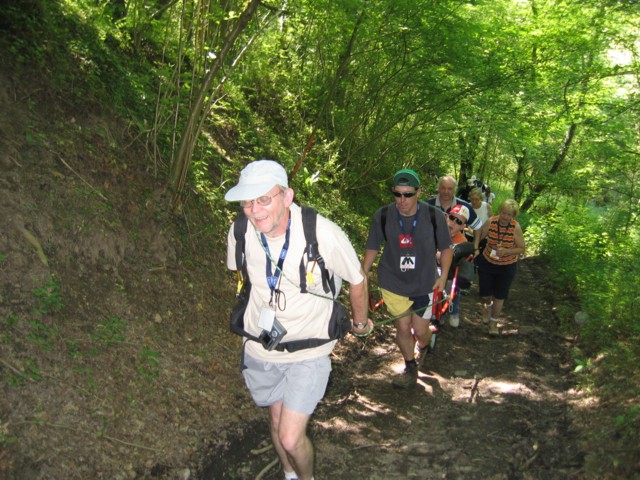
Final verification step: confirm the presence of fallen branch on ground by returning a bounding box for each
[468,374,482,403]
[255,457,278,480]
[250,444,273,455]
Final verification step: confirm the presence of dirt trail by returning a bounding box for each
[0,64,585,479]
[219,258,584,479]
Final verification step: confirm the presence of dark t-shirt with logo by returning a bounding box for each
[366,201,452,297]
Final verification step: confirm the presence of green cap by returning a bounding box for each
[393,169,420,188]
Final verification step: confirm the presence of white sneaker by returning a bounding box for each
[449,313,460,328]
[488,319,500,336]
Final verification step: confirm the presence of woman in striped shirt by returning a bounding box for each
[473,199,526,335]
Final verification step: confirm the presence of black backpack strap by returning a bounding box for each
[233,211,249,280]
[299,206,335,296]
[426,202,437,237]
[231,206,342,351]
[276,337,333,352]
[380,205,389,242]
[229,211,256,340]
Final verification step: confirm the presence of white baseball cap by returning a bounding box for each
[224,160,289,201]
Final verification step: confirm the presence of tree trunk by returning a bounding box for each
[294,10,365,181]
[513,148,527,203]
[458,128,479,187]
[520,123,577,212]
[168,0,262,209]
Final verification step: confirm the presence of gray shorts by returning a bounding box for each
[242,353,332,415]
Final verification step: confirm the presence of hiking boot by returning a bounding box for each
[488,319,499,336]
[392,363,418,388]
[449,313,460,328]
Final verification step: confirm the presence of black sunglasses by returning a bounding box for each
[448,214,464,226]
[392,191,417,198]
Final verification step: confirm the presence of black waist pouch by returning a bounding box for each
[327,301,351,344]
[229,283,258,341]
[230,283,350,352]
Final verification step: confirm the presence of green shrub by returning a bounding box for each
[33,277,63,314]
[528,202,640,476]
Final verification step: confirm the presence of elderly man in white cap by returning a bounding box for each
[225,159,370,480]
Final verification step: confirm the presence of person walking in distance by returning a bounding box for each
[474,199,526,335]
[363,169,452,388]
[484,184,496,206]
[225,160,370,480]
[427,175,483,246]
[456,177,476,202]
[467,186,493,246]
[468,187,493,226]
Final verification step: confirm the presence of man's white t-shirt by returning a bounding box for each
[227,204,363,362]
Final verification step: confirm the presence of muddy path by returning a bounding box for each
[211,257,585,479]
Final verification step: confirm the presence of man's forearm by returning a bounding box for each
[473,228,481,246]
[349,274,368,325]
[362,249,378,274]
[438,248,453,281]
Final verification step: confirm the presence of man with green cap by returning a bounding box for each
[363,169,453,387]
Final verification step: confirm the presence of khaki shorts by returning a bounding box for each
[242,353,331,415]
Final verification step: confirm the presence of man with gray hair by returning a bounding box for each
[428,174,483,245]
[225,159,370,480]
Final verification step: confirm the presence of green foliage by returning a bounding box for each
[6,359,41,387]
[27,320,57,351]
[137,347,161,383]
[0,431,16,449]
[33,277,63,314]
[91,316,126,348]
[614,404,640,438]
[573,356,594,374]
[65,338,82,358]
[2,0,639,475]
[528,203,639,348]
[5,315,18,329]
[528,200,640,476]
[293,163,372,247]
[2,0,155,131]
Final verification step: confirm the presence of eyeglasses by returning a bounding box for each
[392,191,417,198]
[448,214,464,226]
[240,191,283,208]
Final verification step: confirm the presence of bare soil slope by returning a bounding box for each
[0,68,586,479]
[0,67,261,479]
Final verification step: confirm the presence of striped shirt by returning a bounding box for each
[483,216,519,265]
